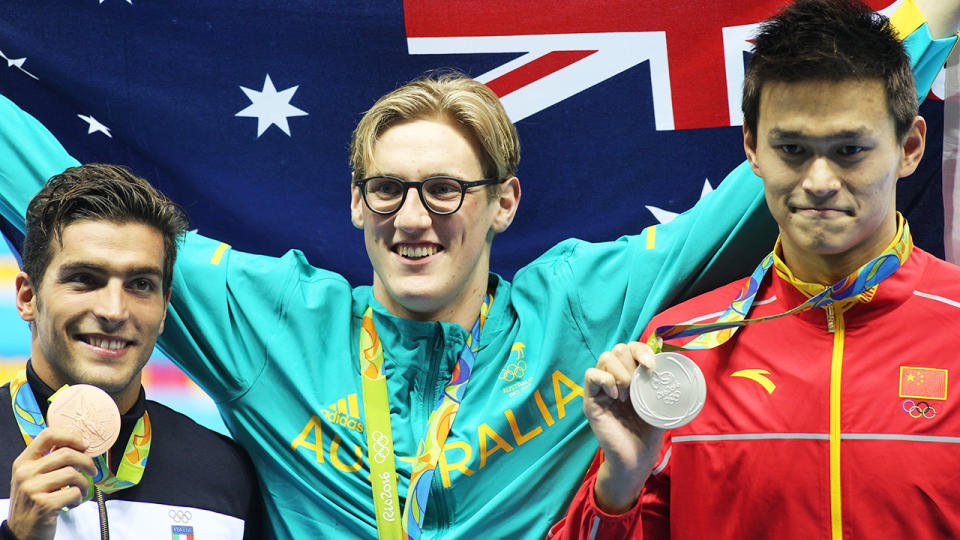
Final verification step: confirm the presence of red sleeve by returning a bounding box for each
[547,440,673,539]
[546,451,646,539]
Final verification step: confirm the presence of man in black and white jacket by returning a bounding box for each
[0,164,262,540]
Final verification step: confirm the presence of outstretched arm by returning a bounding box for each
[915,0,960,40]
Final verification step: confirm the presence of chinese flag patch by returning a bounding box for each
[899,367,948,400]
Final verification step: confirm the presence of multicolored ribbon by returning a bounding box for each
[649,217,913,352]
[9,370,152,501]
[360,294,491,540]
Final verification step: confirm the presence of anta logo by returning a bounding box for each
[731,368,776,394]
[319,393,365,433]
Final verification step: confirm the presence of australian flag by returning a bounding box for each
[0,0,956,286]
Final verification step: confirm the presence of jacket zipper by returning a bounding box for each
[96,487,109,540]
[423,324,452,534]
[829,309,846,539]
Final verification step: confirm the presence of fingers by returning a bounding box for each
[593,341,657,401]
[15,467,90,508]
[7,428,98,540]
[584,367,618,400]
[627,341,657,371]
[12,428,97,490]
[18,427,89,461]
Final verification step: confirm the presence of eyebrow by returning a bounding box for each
[57,262,163,279]
[767,128,868,140]
[374,172,466,180]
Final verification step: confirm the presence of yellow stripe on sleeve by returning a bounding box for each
[209,242,230,265]
[645,225,656,250]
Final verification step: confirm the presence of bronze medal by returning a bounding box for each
[47,384,121,456]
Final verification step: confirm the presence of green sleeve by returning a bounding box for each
[523,161,775,358]
[158,235,354,401]
[0,93,78,232]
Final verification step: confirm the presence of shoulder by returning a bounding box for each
[144,400,252,470]
[910,248,960,306]
[140,400,258,509]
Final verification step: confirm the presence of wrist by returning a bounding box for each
[593,461,649,514]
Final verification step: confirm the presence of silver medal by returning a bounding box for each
[630,351,706,429]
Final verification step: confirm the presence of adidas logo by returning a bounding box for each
[320,393,365,433]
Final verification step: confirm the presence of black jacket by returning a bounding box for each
[0,363,263,539]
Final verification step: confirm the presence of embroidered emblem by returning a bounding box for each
[899,367,948,400]
[902,399,937,419]
[731,369,776,394]
[171,525,195,540]
[321,393,365,433]
[499,342,527,382]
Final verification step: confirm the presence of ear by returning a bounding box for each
[491,176,521,233]
[897,115,926,178]
[743,125,762,178]
[350,180,364,230]
[15,271,38,323]
[158,288,171,335]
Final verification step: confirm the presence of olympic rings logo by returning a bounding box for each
[370,430,392,464]
[499,360,526,382]
[902,399,936,419]
[168,510,193,523]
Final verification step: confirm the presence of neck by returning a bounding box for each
[375,280,489,332]
[29,357,140,415]
[372,253,494,331]
[780,220,899,286]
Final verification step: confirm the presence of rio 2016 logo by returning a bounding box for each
[378,471,396,522]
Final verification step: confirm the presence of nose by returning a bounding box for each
[93,281,128,330]
[393,185,432,232]
[801,156,841,199]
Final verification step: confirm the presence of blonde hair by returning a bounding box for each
[349,71,520,192]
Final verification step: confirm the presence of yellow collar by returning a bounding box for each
[772,214,908,306]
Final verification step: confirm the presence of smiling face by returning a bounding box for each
[350,115,519,329]
[744,78,925,284]
[16,220,170,413]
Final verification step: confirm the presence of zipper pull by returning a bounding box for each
[825,304,835,333]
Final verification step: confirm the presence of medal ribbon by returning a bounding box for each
[360,294,491,540]
[9,370,152,501]
[649,217,913,352]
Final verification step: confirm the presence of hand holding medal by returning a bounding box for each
[7,383,111,540]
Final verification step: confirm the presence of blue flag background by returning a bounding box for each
[0,0,955,430]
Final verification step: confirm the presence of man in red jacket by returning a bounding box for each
[550,0,960,538]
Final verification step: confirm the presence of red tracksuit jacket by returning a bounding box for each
[550,244,960,539]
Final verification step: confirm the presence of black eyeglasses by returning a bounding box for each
[354,175,506,216]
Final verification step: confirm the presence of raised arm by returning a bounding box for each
[914,0,960,40]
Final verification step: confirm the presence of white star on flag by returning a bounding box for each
[0,49,38,80]
[646,179,714,224]
[236,74,308,137]
[99,0,133,4]
[77,114,112,138]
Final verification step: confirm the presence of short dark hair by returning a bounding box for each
[23,164,189,293]
[742,0,916,140]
